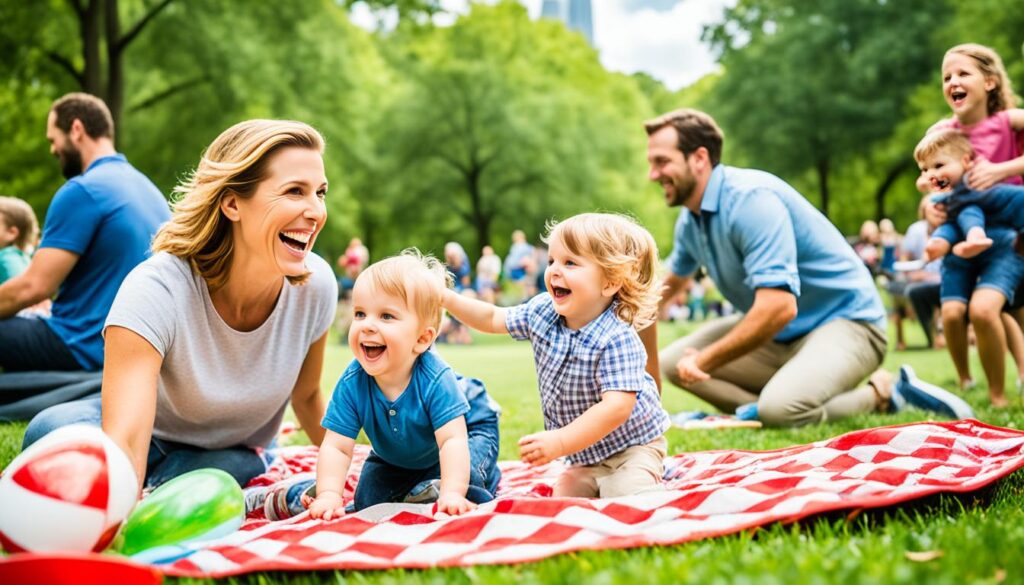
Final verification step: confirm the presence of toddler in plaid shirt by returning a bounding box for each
[443,213,670,497]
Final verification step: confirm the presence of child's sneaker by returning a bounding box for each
[894,365,975,420]
[264,476,317,521]
[404,479,441,505]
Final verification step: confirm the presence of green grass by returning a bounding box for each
[3,320,1024,584]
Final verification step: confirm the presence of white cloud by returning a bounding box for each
[352,0,730,90]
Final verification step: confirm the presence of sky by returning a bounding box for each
[349,0,732,91]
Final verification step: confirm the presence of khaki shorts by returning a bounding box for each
[554,436,667,498]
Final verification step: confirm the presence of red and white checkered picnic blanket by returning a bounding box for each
[162,420,1024,578]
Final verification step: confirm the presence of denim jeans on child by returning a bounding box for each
[939,228,1024,304]
[352,417,500,510]
[22,396,269,489]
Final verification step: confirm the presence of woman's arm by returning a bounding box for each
[434,416,474,515]
[101,326,164,488]
[290,331,330,447]
[442,289,509,334]
[518,390,637,466]
[308,430,355,520]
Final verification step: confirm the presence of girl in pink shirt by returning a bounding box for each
[926,44,1024,407]
[932,43,1024,187]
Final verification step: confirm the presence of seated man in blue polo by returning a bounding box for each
[0,93,169,374]
[643,108,973,426]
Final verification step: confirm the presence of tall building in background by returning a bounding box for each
[537,0,594,46]
[566,0,594,46]
[540,0,562,19]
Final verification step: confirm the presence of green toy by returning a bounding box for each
[114,468,244,564]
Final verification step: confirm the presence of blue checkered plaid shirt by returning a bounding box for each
[505,293,670,466]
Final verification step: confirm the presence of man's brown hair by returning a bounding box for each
[50,93,114,140]
[643,108,724,166]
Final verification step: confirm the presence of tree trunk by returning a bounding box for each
[105,0,124,133]
[80,0,103,96]
[816,157,830,218]
[873,159,912,221]
[466,164,491,256]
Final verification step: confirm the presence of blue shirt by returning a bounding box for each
[39,154,170,370]
[932,180,1024,244]
[667,165,885,341]
[322,350,471,470]
[505,293,670,466]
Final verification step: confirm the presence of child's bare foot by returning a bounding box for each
[960,378,976,392]
[952,238,993,258]
[991,394,1009,408]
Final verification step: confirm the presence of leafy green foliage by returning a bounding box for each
[703,0,949,217]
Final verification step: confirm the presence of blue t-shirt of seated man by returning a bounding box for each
[321,349,473,470]
[39,154,170,370]
[931,179,1024,245]
[667,165,885,342]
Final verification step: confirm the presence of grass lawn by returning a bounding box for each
[2,320,1023,584]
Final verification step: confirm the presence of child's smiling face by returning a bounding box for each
[348,278,433,386]
[942,52,995,120]
[918,149,971,192]
[544,236,621,330]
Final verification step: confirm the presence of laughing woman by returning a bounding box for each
[22,120,337,489]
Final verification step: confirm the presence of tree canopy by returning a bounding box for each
[2,0,1022,263]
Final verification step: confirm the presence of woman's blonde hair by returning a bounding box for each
[152,119,325,291]
[0,196,39,251]
[946,43,1019,115]
[358,249,452,332]
[544,213,660,330]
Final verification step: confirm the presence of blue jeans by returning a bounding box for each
[22,396,267,489]
[0,317,83,372]
[353,418,501,511]
[940,229,1024,304]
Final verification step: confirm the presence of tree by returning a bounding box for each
[365,1,659,259]
[703,0,949,217]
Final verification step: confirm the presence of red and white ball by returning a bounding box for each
[0,424,138,553]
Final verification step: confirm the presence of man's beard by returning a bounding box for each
[58,144,83,179]
[665,173,697,208]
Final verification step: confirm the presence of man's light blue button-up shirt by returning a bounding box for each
[667,165,885,342]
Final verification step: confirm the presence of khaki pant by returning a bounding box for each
[555,437,667,498]
[660,315,887,427]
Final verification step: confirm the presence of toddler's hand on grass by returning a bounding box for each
[519,430,565,466]
[435,492,476,516]
[307,490,345,521]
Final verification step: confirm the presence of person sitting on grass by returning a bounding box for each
[443,213,671,498]
[304,251,501,520]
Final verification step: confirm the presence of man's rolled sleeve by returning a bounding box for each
[667,213,698,277]
[733,190,801,296]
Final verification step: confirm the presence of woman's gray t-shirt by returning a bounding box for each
[105,251,337,449]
